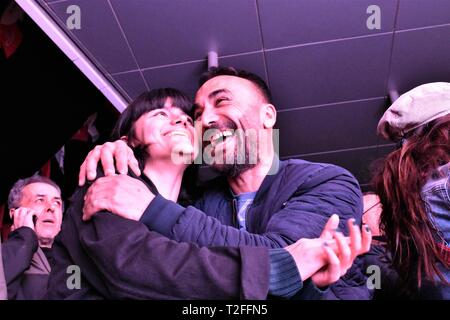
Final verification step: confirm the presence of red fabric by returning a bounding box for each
[1,224,11,241]
[439,243,450,265]
[72,125,90,142]
[40,160,51,178]
[0,204,4,231]
[1,203,10,241]
[0,23,23,58]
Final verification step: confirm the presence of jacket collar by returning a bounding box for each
[25,248,51,275]
[253,155,284,205]
[131,171,159,195]
[225,155,285,205]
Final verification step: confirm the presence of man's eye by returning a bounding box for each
[194,111,202,119]
[35,198,44,203]
[216,97,229,105]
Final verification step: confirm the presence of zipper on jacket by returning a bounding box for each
[231,198,238,228]
[245,206,252,231]
[245,206,250,231]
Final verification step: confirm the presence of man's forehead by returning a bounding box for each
[22,182,60,198]
[196,75,254,99]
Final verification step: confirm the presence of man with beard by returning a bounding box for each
[81,67,370,299]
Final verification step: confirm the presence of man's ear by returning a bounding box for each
[262,104,276,129]
[9,208,15,219]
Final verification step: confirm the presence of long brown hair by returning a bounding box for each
[373,114,450,289]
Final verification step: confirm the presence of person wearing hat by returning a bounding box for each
[1,175,63,299]
[374,82,450,299]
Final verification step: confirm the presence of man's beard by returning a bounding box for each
[202,119,259,178]
[209,129,257,178]
[213,157,256,178]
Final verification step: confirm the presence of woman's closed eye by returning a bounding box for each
[153,111,169,118]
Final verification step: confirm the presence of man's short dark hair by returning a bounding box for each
[8,175,61,210]
[198,67,273,105]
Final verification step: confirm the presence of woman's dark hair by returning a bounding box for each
[112,88,193,168]
[373,114,450,290]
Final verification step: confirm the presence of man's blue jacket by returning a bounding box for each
[142,158,371,300]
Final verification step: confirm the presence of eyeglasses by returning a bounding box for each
[363,201,381,215]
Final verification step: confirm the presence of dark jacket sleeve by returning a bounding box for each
[140,165,363,247]
[78,212,270,299]
[58,179,270,300]
[1,227,38,298]
[46,233,80,300]
[47,217,107,300]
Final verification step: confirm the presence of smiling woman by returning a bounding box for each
[130,99,195,167]
[112,88,195,174]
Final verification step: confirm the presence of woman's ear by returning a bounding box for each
[262,104,277,129]
[121,135,134,147]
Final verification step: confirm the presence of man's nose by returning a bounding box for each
[201,107,219,128]
[46,202,56,213]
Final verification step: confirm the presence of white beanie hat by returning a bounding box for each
[377,82,450,142]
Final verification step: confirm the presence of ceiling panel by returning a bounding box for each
[143,61,206,99]
[47,0,138,74]
[219,52,268,83]
[142,52,267,100]
[266,34,392,109]
[388,25,450,95]
[258,0,397,49]
[276,98,387,157]
[287,143,395,187]
[111,71,148,102]
[396,0,450,30]
[377,144,396,158]
[295,147,379,186]
[110,0,262,69]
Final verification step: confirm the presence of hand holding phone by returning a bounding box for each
[10,207,36,232]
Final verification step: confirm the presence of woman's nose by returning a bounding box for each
[173,114,188,126]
